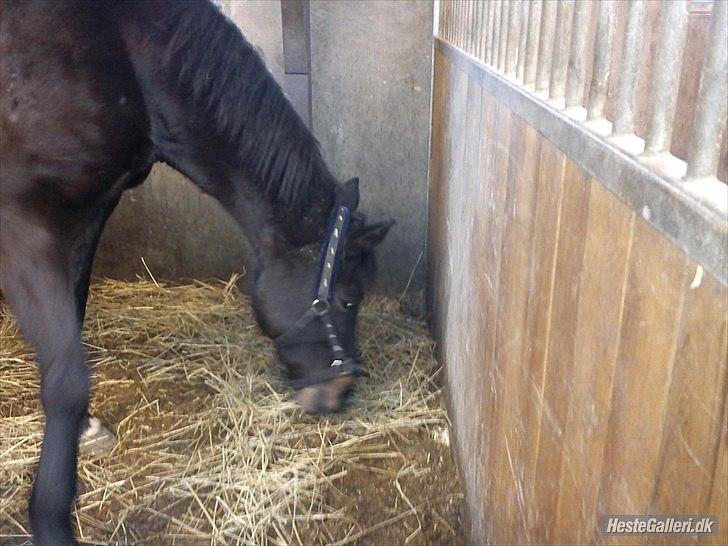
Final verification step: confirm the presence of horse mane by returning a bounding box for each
[148,0,335,208]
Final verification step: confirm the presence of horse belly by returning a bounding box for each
[0,0,152,211]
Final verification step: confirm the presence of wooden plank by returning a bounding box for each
[597,216,691,545]
[440,59,491,540]
[646,270,728,545]
[485,113,526,544]
[485,110,527,517]
[519,137,567,540]
[474,97,513,545]
[437,58,469,357]
[469,86,498,542]
[706,398,728,546]
[432,53,459,346]
[442,60,469,342]
[426,51,450,342]
[531,158,592,544]
[486,116,542,545]
[551,182,636,545]
[445,72,490,541]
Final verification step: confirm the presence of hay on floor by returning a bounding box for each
[0,276,462,545]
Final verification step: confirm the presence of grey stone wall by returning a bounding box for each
[95,0,433,296]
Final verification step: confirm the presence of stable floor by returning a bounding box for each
[0,278,464,546]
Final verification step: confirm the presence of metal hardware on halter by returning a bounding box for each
[273,205,364,389]
[312,298,329,315]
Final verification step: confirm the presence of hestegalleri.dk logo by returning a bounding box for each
[602,515,717,535]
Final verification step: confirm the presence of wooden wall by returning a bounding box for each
[428,47,727,545]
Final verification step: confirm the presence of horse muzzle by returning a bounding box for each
[294,374,357,414]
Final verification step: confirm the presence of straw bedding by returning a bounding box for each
[0,276,463,545]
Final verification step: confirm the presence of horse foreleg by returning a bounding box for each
[71,197,123,456]
[0,223,88,546]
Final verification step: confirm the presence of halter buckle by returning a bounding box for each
[312,298,329,315]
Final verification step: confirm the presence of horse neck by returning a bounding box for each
[117,0,337,247]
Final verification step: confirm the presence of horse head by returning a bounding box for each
[250,178,393,413]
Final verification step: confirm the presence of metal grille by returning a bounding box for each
[437,0,727,186]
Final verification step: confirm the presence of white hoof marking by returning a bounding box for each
[79,416,116,455]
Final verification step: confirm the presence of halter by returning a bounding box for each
[274,205,363,389]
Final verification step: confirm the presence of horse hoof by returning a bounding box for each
[79,416,116,455]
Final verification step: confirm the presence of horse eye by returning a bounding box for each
[343,301,356,310]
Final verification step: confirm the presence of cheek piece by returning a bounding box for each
[273,205,363,389]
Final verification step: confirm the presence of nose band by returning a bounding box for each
[273,205,363,389]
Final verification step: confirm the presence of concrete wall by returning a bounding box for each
[219,0,285,82]
[95,0,433,296]
[309,0,433,294]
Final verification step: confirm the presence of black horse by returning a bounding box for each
[0,1,392,544]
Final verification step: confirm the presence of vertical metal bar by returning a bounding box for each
[459,0,465,49]
[463,0,469,50]
[445,0,451,44]
[498,0,510,71]
[687,0,728,179]
[506,1,523,76]
[586,0,615,120]
[477,1,483,56]
[565,0,592,107]
[438,0,444,40]
[450,0,456,43]
[475,1,482,57]
[446,0,453,45]
[613,0,647,134]
[450,0,458,45]
[484,0,491,61]
[484,0,494,63]
[516,0,531,81]
[645,0,689,154]
[444,0,449,39]
[474,0,483,60]
[467,0,475,55]
[463,0,470,53]
[460,0,470,51]
[550,0,574,100]
[464,0,469,50]
[439,0,447,39]
[440,0,448,40]
[447,0,455,45]
[524,0,543,86]
[535,0,557,91]
[452,0,459,47]
[492,0,503,66]
[435,0,439,37]
[459,0,466,50]
[473,0,480,58]
[464,0,471,51]
[478,0,488,61]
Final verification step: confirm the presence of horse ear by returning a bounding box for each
[348,219,394,252]
[337,177,360,211]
